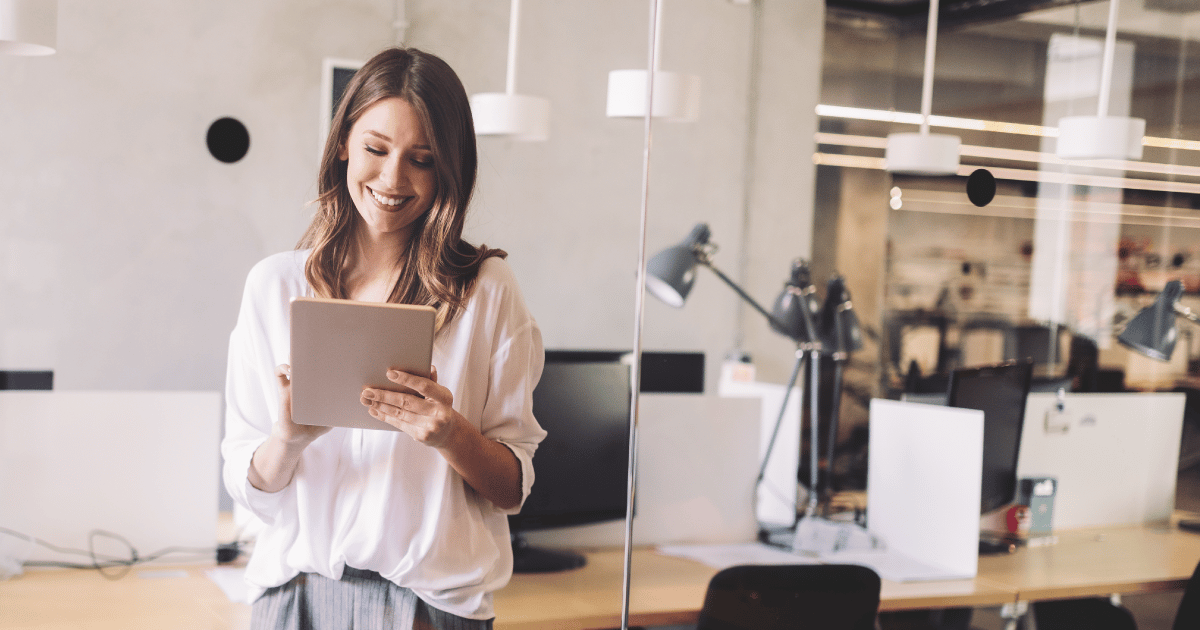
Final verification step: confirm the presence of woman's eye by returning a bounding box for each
[412,157,434,168]
[364,145,386,156]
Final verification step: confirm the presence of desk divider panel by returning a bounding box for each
[867,399,984,579]
[0,391,221,566]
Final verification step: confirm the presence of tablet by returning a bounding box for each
[290,297,436,431]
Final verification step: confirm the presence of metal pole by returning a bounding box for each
[621,1,659,628]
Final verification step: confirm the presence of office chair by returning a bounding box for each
[695,564,881,630]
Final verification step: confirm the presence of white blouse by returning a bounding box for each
[220,251,546,619]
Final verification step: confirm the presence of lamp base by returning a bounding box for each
[791,516,880,555]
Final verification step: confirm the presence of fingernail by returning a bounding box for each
[362,390,375,400]
[387,370,399,379]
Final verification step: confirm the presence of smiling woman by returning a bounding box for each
[219,47,546,629]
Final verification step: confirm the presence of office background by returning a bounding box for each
[3,1,1200,627]
[0,0,821,397]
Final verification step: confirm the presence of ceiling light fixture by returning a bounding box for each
[1055,0,1146,161]
[606,0,700,122]
[884,0,960,175]
[470,0,550,141]
[0,0,56,56]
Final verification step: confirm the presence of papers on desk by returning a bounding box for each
[818,549,972,582]
[655,543,816,569]
[206,567,251,603]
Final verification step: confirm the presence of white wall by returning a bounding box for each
[0,0,823,391]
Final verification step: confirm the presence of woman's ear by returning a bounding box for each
[337,142,348,161]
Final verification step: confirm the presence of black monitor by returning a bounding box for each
[0,370,53,390]
[509,352,632,573]
[945,360,1033,516]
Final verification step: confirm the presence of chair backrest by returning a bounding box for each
[695,564,881,630]
[1174,557,1200,630]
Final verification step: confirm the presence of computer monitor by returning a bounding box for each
[945,360,1033,516]
[508,352,632,573]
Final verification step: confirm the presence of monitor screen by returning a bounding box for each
[946,360,1033,515]
[508,353,632,571]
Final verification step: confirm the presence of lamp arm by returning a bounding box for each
[700,261,792,333]
[1176,302,1200,325]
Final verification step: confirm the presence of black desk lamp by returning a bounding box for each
[646,223,851,543]
[1117,279,1200,532]
[1118,279,1191,361]
[816,276,864,498]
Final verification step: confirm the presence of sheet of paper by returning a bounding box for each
[656,542,816,569]
[206,566,251,603]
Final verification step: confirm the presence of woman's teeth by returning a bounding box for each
[371,189,403,207]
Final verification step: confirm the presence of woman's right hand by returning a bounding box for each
[249,364,332,493]
[271,364,331,446]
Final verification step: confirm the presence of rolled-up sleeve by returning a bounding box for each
[484,319,546,515]
[220,267,294,525]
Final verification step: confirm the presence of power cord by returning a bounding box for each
[0,526,244,580]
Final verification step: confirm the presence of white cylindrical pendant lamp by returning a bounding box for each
[471,93,550,142]
[606,69,700,122]
[1056,115,1146,161]
[885,132,961,175]
[0,0,56,56]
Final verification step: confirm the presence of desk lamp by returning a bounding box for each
[817,276,864,499]
[1117,279,1200,532]
[647,224,857,550]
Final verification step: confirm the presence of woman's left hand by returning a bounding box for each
[360,366,464,447]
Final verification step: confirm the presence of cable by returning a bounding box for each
[0,526,241,580]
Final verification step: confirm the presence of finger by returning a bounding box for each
[384,369,450,403]
[430,365,438,384]
[362,392,435,420]
[275,364,292,384]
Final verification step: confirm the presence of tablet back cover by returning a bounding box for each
[290,297,435,431]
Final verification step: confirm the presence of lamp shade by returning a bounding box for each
[770,260,821,343]
[885,132,961,175]
[606,69,700,122]
[0,0,56,55]
[1118,279,1183,361]
[818,276,864,355]
[645,223,711,307]
[470,93,550,142]
[1056,115,1145,161]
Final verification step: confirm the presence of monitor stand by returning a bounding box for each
[978,531,1020,555]
[511,533,587,573]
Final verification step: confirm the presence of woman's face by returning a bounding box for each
[339,96,437,243]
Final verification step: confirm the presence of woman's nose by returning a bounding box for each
[378,156,407,188]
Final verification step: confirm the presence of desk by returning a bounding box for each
[3,523,1199,630]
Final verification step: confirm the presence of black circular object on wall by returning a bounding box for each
[966,168,996,207]
[207,117,250,163]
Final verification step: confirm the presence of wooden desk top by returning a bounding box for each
[0,564,250,630]
[5,523,1199,630]
[979,523,1200,602]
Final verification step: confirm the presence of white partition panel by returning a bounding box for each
[0,391,221,566]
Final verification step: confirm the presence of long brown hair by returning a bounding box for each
[299,47,504,330]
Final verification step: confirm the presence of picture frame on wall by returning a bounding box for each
[319,57,364,153]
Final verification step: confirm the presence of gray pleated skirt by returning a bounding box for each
[250,567,494,630]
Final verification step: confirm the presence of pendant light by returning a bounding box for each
[606,0,700,122]
[1055,0,1145,160]
[470,0,550,141]
[885,0,960,175]
[0,0,56,56]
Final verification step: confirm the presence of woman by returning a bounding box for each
[221,47,546,629]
